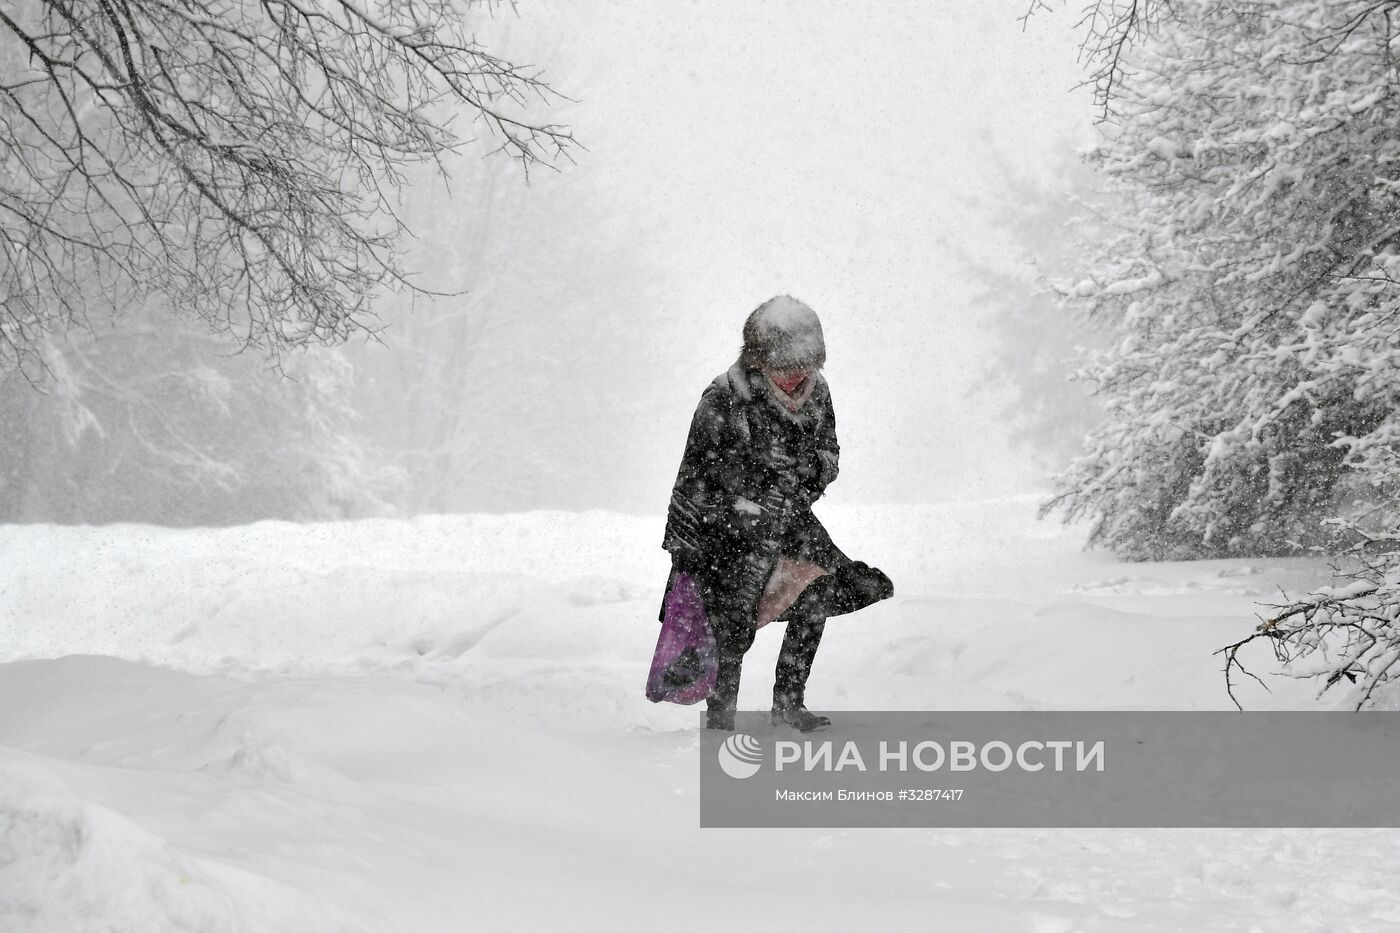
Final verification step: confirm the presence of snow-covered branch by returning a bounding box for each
[1048,0,1400,561]
[0,0,575,376]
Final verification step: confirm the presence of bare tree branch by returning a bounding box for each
[0,0,575,378]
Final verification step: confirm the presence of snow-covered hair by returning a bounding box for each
[739,295,826,372]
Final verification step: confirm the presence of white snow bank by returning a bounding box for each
[1,747,248,933]
[4,498,1391,932]
[0,496,1331,713]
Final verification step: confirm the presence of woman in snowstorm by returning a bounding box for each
[661,295,893,732]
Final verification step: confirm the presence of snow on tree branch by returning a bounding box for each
[0,0,575,376]
[1040,0,1400,705]
[1046,0,1400,561]
[1216,549,1400,710]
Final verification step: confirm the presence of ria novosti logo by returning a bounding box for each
[716,734,1107,779]
[718,733,764,779]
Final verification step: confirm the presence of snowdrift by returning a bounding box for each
[4,498,1397,932]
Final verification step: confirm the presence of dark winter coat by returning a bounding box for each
[662,362,847,622]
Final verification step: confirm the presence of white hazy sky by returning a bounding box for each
[413,2,1100,512]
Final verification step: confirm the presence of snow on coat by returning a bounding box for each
[661,361,845,621]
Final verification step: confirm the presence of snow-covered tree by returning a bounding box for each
[0,0,580,523]
[1039,0,1400,706]
[0,302,398,524]
[0,0,573,377]
[1045,0,1400,562]
[1219,554,1400,710]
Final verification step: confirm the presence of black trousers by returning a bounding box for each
[702,568,830,713]
[694,556,893,712]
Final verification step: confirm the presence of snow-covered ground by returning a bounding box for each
[4,497,1399,931]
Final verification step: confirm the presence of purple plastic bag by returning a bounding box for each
[645,571,718,704]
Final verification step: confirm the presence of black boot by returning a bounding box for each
[703,593,756,731]
[773,614,825,707]
[771,694,830,732]
[705,706,735,731]
[706,646,743,731]
[772,590,830,731]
